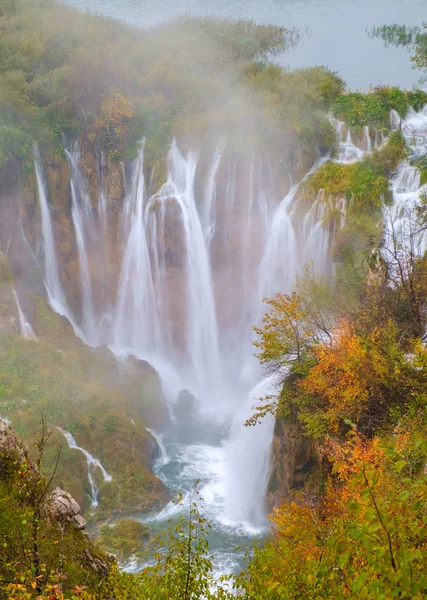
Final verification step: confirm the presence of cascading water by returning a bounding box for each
[35,126,374,571]
[385,105,427,256]
[203,139,226,244]
[57,427,112,508]
[223,375,278,527]
[114,145,159,354]
[12,288,37,341]
[144,141,221,393]
[34,148,75,327]
[66,144,99,346]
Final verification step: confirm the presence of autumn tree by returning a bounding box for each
[88,91,134,158]
[237,430,427,599]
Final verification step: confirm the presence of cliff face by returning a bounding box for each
[267,418,321,508]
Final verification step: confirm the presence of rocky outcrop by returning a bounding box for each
[267,418,320,508]
[45,487,87,530]
[0,420,87,530]
[0,420,29,466]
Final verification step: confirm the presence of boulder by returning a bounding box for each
[45,487,87,530]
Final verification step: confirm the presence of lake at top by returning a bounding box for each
[62,0,425,90]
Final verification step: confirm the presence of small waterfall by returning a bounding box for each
[66,145,98,346]
[34,148,74,324]
[299,189,335,277]
[146,428,170,470]
[363,126,372,153]
[256,184,298,306]
[330,117,371,164]
[256,158,330,319]
[57,427,112,508]
[12,288,37,341]
[390,109,401,131]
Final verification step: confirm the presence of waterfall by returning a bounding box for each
[12,288,37,341]
[34,147,83,337]
[144,140,221,391]
[114,145,159,353]
[146,428,170,470]
[223,375,278,527]
[57,427,112,508]
[363,126,372,153]
[203,139,226,243]
[385,105,427,256]
[33,131,347,535]
[66,145,98,346]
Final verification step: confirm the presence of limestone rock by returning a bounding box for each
[45,487,87,530]
[0,420,27,463]
[267,419,320,508]
[81,549,110,575]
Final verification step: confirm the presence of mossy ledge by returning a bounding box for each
[0,297,169,520]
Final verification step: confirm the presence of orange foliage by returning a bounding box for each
[302,322,370,424]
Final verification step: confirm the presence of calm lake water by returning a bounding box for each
[63,0,425,89]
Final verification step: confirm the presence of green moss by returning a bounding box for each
[301,133,407,263]
[306,161,389,211]
[97,519,150,561]
[0,253,13,286]
[306,131,406,207]
[0,298,168,517]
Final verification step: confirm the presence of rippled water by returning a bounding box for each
[62,0,424,89]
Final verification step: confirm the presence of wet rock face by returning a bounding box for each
[267,419,320,508]
[45,487,87,530]
[147,194,187,268]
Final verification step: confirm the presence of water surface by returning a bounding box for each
[62,0,425,89]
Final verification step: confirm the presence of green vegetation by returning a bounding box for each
[370,24,427,82]
[333,87,427,131]
[300,131,407,262]
[0,298,168,518]
[97,519,150,562]
[0,0,346,180]
[0,421,112,599]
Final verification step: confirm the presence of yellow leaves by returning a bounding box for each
[88,91,135,156]
[302,321,370,424]
[254,291,313,366]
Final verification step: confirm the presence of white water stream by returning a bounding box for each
[57,427,112,508]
